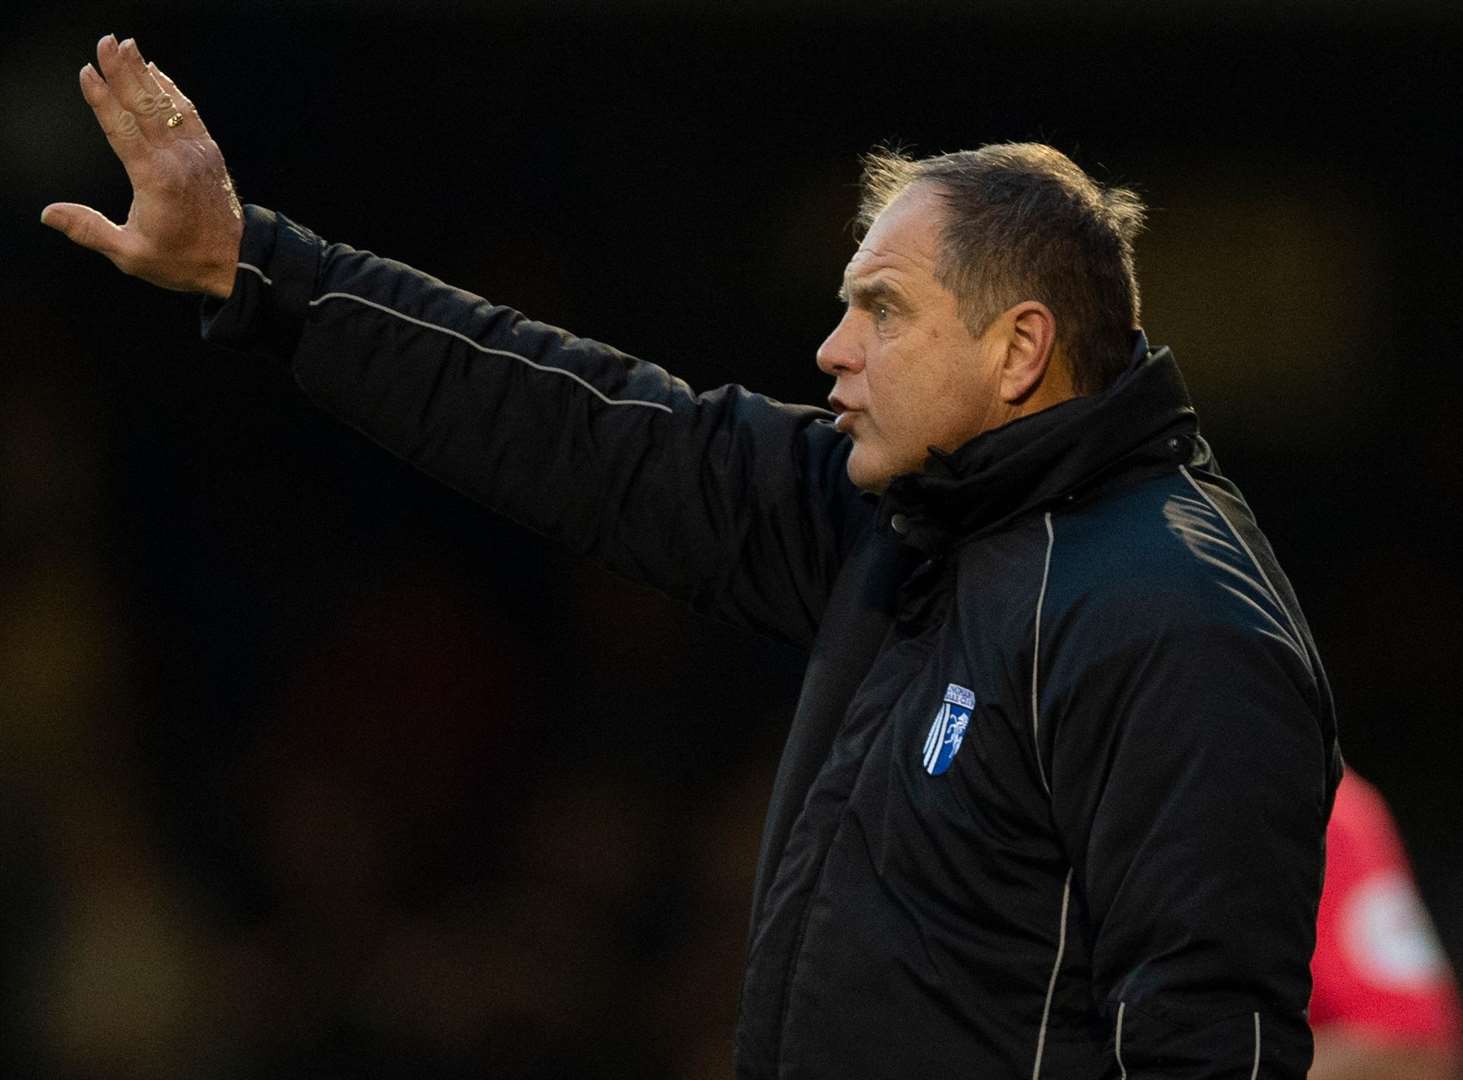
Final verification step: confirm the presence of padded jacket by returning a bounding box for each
[203,206,1341,1078]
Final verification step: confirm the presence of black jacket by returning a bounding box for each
[205,206,1341,1078]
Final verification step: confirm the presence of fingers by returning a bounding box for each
[50,34,239,291]
[149,63,208,138]
[39,202,135,265]
[95,34,178,145]
[80,51,153,179]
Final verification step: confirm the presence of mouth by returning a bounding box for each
[833,410,861,435]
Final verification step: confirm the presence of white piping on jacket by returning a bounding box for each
[235,273,675,415]
[1030,867,1073,1079]
[237,261,272,285]
[1178,465,1311,677]
[1250,1011,1261,1080]
[1031,511,1055,797]
[1114,1001,1129,1079]
[1110,1001,1259,1076]
[307,291,674,414]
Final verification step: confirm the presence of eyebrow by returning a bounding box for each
[837,274,909,309]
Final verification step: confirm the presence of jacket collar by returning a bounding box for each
[879,333,1201,554]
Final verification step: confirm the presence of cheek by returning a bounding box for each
[865,368,929,468]
[864,355,904,426]
[871,353,929,429]
[925,340,996,426]
[875,332,972,439]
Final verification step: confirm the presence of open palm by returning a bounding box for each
[42,34,244,298]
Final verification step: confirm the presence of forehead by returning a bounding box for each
[845,183,945,284]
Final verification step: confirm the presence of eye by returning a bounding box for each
[874,304,891,323]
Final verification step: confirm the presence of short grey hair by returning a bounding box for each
[857,143,1147,394]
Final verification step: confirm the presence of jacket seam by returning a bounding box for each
[308,290,675,414]
[770,635,942,1071]
[1177,465,1313,680]
[1030,511,1056,797]
[1115,1000,1129,1079]
[773,837,839,1072]
[1030,865,1074,1079]
[237,261,272,285]
[1250,1011,1261,1080]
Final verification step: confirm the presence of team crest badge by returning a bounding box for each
[922,683,976,776]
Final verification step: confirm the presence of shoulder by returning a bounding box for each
[1042,469,1253,620]
[1038,468,1315,674]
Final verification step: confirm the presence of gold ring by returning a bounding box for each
[166,112,184,128]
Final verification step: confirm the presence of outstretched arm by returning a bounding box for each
[44,36,869,648]
[43,34,243,297]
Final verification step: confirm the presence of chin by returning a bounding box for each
[845,448,893,494]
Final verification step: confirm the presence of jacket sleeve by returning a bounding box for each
[1041,576,1333,1078]
[201,205,869,648]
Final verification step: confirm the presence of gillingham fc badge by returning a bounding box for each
[922,683,976,776]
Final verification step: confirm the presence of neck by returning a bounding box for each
[1015,355,1082,419]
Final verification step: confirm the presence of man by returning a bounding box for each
[45,35,1340,1078]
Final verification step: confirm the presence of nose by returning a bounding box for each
[816,310,864,377]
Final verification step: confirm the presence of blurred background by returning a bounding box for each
[3,1,1460,1076]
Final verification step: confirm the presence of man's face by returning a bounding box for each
[818,184,1008,492]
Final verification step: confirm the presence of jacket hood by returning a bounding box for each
[880,334,1202,554]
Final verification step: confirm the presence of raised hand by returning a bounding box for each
[42,35,245,298]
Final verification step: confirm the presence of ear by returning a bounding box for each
[997,301,1059,405]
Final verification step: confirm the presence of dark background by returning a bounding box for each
[3,2,1459,1076]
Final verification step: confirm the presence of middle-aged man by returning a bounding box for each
[44,35,1341,1079]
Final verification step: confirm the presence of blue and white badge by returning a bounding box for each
[922,683,976,776]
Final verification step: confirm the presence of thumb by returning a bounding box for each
[41,203,128,260]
